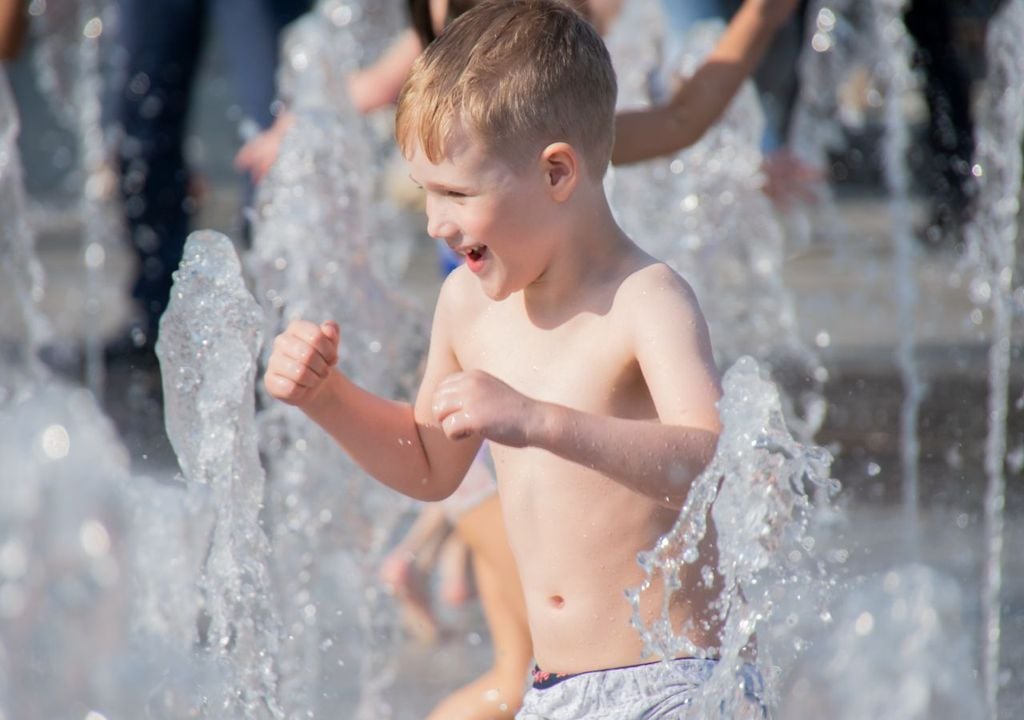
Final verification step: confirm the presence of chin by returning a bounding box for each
[483,284,513,301]
[480,276,518,301]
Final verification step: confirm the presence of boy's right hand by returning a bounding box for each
[264,320,340,407]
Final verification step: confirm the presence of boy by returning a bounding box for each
[265,1,726,716]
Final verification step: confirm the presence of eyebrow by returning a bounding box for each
[408,174,473,194]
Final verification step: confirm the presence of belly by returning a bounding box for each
[495,450,720,673]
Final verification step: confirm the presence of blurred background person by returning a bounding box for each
[110,0,312,359]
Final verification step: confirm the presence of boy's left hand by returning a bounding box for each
[432,371,538,447]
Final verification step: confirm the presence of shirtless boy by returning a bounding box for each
[265,1,728,716]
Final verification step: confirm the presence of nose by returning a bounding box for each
[425,194,457,242]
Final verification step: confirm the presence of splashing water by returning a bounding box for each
[605,8,827,440]
[870,0,925,546]
[30,0,126,395]
[779,565,984,719]
[0,69,52,396]
[0,380,135,719]
[961,1,1024,715]
[248,104,426,717]
[277,0,417,283]
[156,231,284,720]
[628,357,840,717]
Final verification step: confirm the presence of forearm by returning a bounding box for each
[302,370,451,501]
[612,1,785,165]
[529,403,719,508]
[347,28,421,114]
[0,0,28,60]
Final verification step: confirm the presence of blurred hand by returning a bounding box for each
[432,370,538,447]
[761,148,825,210]
[233,112,294,184]
[264,320,340,407]
[751,0,801,27]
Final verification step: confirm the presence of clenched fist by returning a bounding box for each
[431,370,540,447]
[264,319,340,407]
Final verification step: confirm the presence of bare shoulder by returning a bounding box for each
[435,265,487,316]
[614,261,704,320]
[432,265,493,346]
[614,259,717,371]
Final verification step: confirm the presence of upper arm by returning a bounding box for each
[629,266,722,433]
[412,272,483,495]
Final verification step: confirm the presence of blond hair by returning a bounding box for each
[395,0,617,177]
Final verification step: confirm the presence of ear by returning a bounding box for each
[539,142,579,202]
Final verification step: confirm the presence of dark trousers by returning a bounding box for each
[113,0,310,339]
[904,0,975,224]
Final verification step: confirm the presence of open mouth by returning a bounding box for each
[466,245,487,262]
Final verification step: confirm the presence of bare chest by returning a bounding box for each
[454,305,650,417]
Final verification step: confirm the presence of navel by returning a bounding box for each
[549,595,565,609]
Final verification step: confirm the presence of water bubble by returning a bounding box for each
[854,611,875,636]
[815,331,831,348]
[80,520,111,557]
[816,8,836,31]
[701,566,715,587]
[329,5,353,26]
[84,242,106,268]
[866,461,881,477]
[40,424,71,459]
[971,163,984,177]
[83,18,103,39]
[1007,446,1024,473]
[812,32,833,53]
[467,631,482,646]
[969,279,992,303]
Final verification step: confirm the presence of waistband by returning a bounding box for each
[531,657,715,690]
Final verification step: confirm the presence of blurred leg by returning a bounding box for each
[114,0,207,344]
[427,495,533,720]
[904,0,974,234]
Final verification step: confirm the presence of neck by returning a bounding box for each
[521,183,630,318]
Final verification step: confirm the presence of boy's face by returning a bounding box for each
[408,126,557,301]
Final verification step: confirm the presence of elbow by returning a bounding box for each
[408,474,460,503]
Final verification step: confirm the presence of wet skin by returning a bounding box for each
[265,127,723,673]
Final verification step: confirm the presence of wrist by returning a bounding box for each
[302,368,343,418]
[526,400,562,450]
